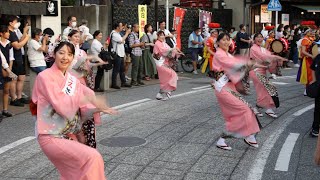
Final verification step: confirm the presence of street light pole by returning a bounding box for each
[166,0,169,29]
[155,0,158,30]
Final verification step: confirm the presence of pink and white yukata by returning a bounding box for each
[71,44,95,89]
[212,48,261,138]
[250,44,280,110]
[32,63,105,180]
[153,40,180,98]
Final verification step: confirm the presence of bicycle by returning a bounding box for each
[180,53,205,73]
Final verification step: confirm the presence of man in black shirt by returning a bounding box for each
[7,15,30,106]
[236,24,251,56]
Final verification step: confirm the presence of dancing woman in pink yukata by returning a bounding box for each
[212,33,265,150]
[249,33,287,118]
[153,31,184,100]
[67,30,107,148]
[31,41,117,179]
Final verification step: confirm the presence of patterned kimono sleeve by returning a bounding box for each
[78,83,101,125]
[154,41,179,59]
[214,53,249,83]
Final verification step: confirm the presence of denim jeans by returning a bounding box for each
[30,66,46,74]
[111,56,126,86]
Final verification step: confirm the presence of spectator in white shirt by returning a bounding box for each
[62,16,77,40]
[159,21,173,38]
[276,24,284,39]
[90,30,108,92]
[110,22,132,89]
[27,28,49,74]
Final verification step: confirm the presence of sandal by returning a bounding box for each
[265,112,278,118]
[216,145,232,151]
[253,108,263,117]
[144,77,151,81]
[244,139,259,148]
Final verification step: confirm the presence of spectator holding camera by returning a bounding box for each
[110,22,132,89]
[8,15,30,107]
[27,28,48,74]
[129,24,145,86]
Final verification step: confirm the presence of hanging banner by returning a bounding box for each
[260,4,272,23]
[138,5,147,38]
[281,14,289,26]
[199,10,212,29]
[173,7,186,50]
[199,10,212,39]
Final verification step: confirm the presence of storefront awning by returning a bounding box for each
[292,5,320,13]
[0,1,47,15]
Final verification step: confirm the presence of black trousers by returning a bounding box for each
[313,96,320,131]
[112,56,126,86]
[94,66,104,89]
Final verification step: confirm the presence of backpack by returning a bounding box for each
[107,32,118,59]
[125,33,136,54]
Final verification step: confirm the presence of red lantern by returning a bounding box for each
[301,20,316,26]
[265,25,275,31]
[208,23,221,28]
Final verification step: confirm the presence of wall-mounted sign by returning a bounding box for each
[255,15,260,23]
[282,14,289,26]
[261,4,272,23]
[45,1,58,16]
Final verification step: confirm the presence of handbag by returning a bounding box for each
[99,48,114,71]
[306,82,320,98]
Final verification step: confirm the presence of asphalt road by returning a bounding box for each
[0,67,319,180]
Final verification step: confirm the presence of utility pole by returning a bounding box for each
[155,0,158,30]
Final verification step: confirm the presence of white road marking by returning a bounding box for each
[192,85,211,90]
[274,133,300,171]
[272,82,289,85]
[0,136,35,155]
[274,75,296,79]
[112,98,152,110]
[293,104,315,116]
[171,88,212,98]
[247,104,314,180]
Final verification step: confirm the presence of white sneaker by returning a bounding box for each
[22,92,29,98]
[156,93,163,100]
[294,64,300,68]
[125,76,131,81]
[193,70,198,75]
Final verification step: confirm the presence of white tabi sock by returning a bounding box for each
[246,135,257,143]
[217,137,227,146]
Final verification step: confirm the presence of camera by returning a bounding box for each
[127,25,132,29]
